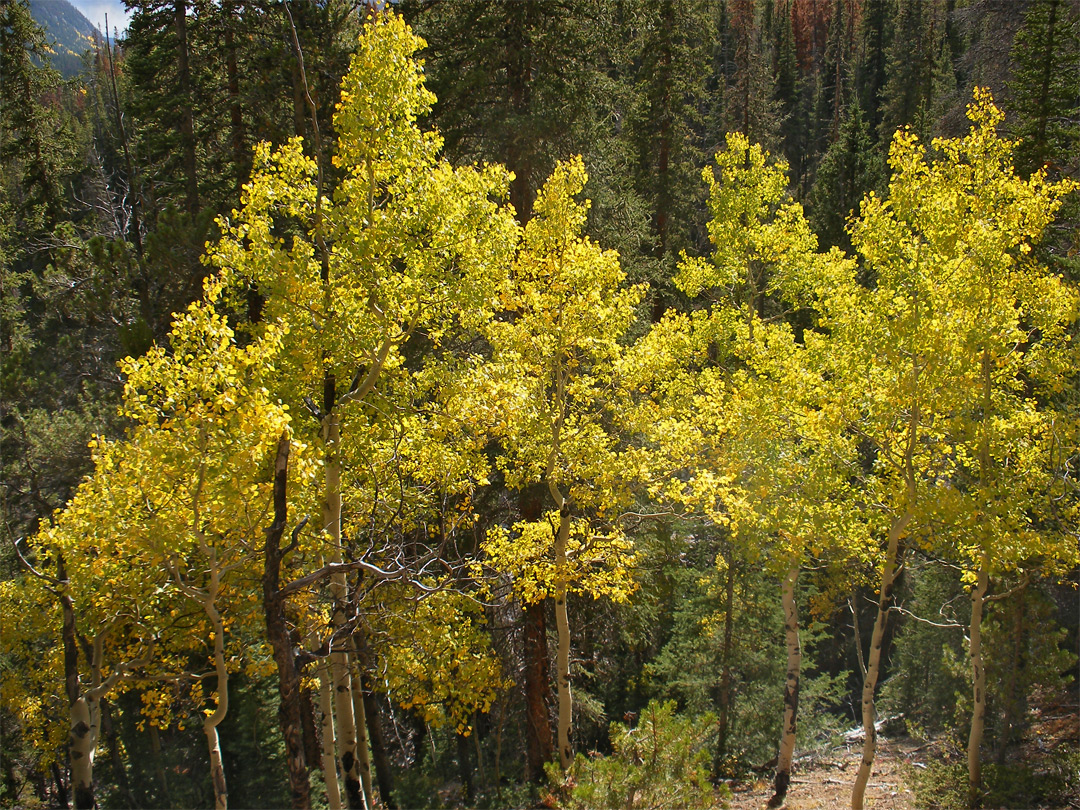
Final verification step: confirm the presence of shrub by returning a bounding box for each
[547,700,727,809]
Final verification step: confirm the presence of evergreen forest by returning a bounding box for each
[2,1,1079,809]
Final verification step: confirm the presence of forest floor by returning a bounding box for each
[725,735,921,810]
[723,689,1080,810]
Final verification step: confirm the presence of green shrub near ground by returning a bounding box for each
[546,700,728,809]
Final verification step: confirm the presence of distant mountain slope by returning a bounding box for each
[28,0,99,77]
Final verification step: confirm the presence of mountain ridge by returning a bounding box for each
[28,0,100,77]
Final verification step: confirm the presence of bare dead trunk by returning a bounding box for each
[174,0,198,215]
[851,510,910,810]
[263,436,312,809]
[770,566,802,808]
[967,554,989,808]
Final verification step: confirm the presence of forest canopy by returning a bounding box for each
[2,2,1078,810]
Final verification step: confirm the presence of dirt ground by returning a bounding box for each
[724,737,928,810]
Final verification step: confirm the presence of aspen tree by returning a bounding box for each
[821,89,1079,810]
[479,158,644,770]
[209,12,517,806]
[856,89,1079,806]
[671,133,862,805]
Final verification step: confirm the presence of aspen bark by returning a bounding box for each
[70,695,96,810]
[317,655,343,810]
[202,568,229,810]
[347,642,374,810]
[967,554,990,808]
[554,502,573,770]
[851,509,911,810]
[770,566,802,808]
[322,403,363,810]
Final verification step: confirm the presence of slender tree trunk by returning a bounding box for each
[714,554,736,776]
[224,0,245,189]
[521,488,553,782]
[202,571,230,810]
[317,655,343,810]
[851,509,911,810]
[173,0,198,216]
[357,641,396,809]
[148,721,169,801]
[57,555,95,810]
[770,566,802,808]
[347,642,374,810]
[554,502,573,770]
[263,436,312,809]
[967,553,990,808]
[322,386,364,810]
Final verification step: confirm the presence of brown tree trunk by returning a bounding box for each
[356,639,396,809]
[223,0,245,188]
[263,436,312,809]
[101,699,136,809]
[967,553,990,808]
[554,502,573,770]
[523,600,553,782]
[174,0,199,215]
[714,553,736,775]
[770,566,802,808]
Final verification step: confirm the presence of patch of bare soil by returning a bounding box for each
[724,737,924,810]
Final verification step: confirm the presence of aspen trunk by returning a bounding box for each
[770,566,802,808]
[967,554,990,808]
[70,696,96,810]
[317,655,343,810]
[202,590,229,810]
[263,437,312,809]
[322,403,364,810]
[347,643,374,810]
[554,502,573,770]
[851,510,910,810]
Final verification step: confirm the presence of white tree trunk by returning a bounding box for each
[770,566,802,807]
[323,412,364,810]
[202,570,230,810]
[348,642,374,809]
[317,654,343,810]
[851,509,911,810]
